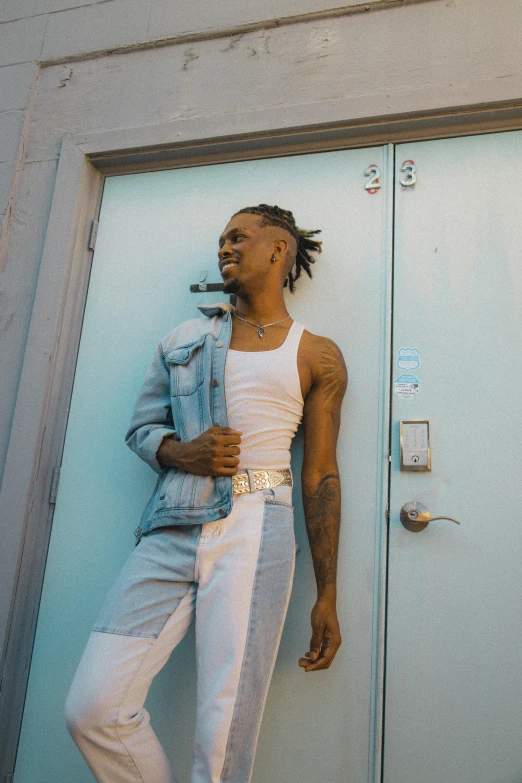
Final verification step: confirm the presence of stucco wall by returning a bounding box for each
[0,0,389,226]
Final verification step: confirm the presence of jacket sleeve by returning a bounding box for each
[125,342,176,474]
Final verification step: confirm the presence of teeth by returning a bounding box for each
[222,262,237,271]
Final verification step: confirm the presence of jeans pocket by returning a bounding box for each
[258,484,294,508]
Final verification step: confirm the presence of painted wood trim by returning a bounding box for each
[367,143,394,783]
[0,136,104,779]
[76,101,522,175]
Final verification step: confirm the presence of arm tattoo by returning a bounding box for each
[302,474,341,593]
[319,343,348,413]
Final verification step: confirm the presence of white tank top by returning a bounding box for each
[224,320,305,470]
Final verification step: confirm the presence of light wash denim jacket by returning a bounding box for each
[125,302,235,542]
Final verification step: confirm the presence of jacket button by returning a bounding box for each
[223,313,228,321]
[218,508,226,517]
[212,378,219,387]
[216,341,223,348]
[136,527,142,536]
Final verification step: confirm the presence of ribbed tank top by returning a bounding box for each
[224,320,305,470]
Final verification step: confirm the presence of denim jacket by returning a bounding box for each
[125,302,235,542]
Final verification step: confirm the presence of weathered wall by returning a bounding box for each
[0,0,389,226]
[1,0,521,486]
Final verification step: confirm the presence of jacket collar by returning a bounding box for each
[197,301,235,318]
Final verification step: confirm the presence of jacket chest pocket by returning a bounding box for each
[165,337,206,396]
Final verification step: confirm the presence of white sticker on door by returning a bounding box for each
[394,373,420,399]
[397,347,420,370]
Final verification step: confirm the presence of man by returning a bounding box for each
[65,203,348,783]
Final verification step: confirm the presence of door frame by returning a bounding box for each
[2,103,522,780]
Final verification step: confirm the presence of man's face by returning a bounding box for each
[218,213,276,295]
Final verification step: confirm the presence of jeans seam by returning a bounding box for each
[219,502,266,783]
[114,641,155,783]
[262,499,293,508]
[244,550,296,783]
[91,628,157,638]
[114,585,193,779]
[219,507,265,782]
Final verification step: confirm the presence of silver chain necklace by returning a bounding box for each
[233,312,291,338]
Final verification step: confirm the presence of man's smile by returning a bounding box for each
[220,260,240,272]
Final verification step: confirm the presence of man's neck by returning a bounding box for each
[233,293,289,324]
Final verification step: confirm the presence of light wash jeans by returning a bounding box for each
[65,484,296,783]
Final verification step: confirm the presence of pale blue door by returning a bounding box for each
[385,130,522,782]
[15,148,392,782]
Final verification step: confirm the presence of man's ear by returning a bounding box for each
[275,238,298,276]
[274,239,289,260]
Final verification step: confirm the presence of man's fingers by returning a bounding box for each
[213,426,242,435]
[305,640,337,671]
[300,651,333,672]
[212,466,240,476]
[220,445,241,456]
[299,630,341,672]
[306,630,323,663]
[209,426,242,442]
[219,436,242,448]
[221,456,240,466]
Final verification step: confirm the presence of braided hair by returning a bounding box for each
[232,204,322,293]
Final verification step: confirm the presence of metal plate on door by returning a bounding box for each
[400,419,431,471]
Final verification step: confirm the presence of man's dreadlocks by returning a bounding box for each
[233,204,322,293]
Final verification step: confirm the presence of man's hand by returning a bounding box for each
[157,426,242,476]
[298,595,341,672]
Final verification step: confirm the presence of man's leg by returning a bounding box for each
[65,524,201,783]
[192,486,296,783]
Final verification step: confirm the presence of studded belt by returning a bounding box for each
[232,468,293,496]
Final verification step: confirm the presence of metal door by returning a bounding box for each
[384,131,522,782]
[15,148,392,782]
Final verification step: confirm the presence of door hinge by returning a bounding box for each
[88,218,99,252]
[49,466,61,505]
[385,504,390,522]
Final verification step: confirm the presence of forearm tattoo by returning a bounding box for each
[303,474,341,593]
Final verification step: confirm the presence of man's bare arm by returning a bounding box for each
[299,337,348,672]
[303,472,341,594]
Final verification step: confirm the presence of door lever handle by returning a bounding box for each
[400,501,461,532]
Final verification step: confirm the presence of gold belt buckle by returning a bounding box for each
[270,469,292,488]
[253,470,271,491]
[232,468,292,496]
[231,473,250,495]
